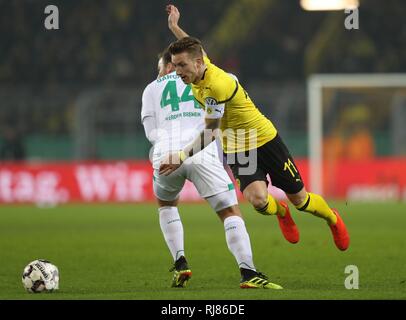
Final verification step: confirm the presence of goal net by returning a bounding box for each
[307,74,406,201]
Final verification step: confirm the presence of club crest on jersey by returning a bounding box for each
[205,97,218,107]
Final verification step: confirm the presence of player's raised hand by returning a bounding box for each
[159,152,183,176]
[166,4,180,30]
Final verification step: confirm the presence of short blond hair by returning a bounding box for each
[168,37,204,58]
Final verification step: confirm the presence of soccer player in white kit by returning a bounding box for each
[141,49,282,289]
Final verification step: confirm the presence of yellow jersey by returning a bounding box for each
[192,56,277,153]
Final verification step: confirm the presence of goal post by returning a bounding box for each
[307,74,406,197]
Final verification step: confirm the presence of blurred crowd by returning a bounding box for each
[1,0,405,86]
[0,0,228,86]
[1,0,405,160]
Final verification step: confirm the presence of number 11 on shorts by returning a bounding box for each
[284,158,298,178]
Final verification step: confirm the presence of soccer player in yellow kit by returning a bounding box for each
[160,5,350,252]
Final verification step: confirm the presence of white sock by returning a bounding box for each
[224,216,256,271]
[159,206,184,261]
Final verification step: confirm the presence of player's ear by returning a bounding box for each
[195,56,204,68]
[167,63,175,74]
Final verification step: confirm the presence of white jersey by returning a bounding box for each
[141,71,237,203]
[141,71,210,169]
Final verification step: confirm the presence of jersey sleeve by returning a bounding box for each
[142,115,157,144]
[202,56,239,119]
[141,84,159,144]
[141,84,155,123]
[204,56,238,101]
[204,98,225,119]
[211,75,238,103]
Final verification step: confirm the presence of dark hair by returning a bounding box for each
[158,48,172,66]
[167,36,203,58]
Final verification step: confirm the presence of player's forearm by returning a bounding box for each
[167,5,207,57]
[169,24,189,40]
[182,119,221,158]
[142,116,157,145]
[182,130,213,158]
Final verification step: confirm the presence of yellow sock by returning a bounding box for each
[296,193,337,225]
[255,195,286,217]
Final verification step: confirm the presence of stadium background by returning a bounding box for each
[0,0,405,300]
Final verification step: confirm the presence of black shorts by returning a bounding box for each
[227,134,304,194]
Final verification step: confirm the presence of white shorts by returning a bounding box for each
[153,142,237,206]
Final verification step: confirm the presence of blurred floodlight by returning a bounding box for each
[300,0,359,11]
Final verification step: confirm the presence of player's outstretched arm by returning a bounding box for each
[166,4,208,57]
[158,118,220,176]
[166,4,188,40]
[183,118,221,158]
[141,87,158,145]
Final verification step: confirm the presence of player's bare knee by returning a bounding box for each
[157,197,179,207]
[248,192,268,210]
[243,181,268,209]
[217,205,242,222]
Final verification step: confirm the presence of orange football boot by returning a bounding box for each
[329,209,350,251]
[277,201,300,244]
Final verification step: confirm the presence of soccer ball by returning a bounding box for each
[22,259,59,293]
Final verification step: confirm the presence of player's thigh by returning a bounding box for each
[186,155,235,199]
[228,151,268,194]
[205,189,239,214]
[259,134,304,194]
[153,169,186,202]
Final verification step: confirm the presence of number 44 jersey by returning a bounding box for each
[141,71,208,169]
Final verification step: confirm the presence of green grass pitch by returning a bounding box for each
[0,201,405,300]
